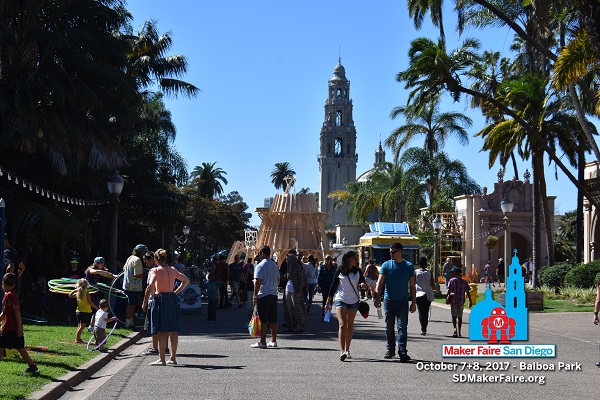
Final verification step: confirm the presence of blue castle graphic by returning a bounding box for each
[469,250,528,342]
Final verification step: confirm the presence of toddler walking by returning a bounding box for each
[69,278,98,343]
[0,273,38,373]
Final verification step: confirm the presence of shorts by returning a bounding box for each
[334,300,359,310]
[451,304,465,318]
[94,327,107,346]
[76,311,93,324]
[0,331,25,349]
[364,277,377,289]
[256,294,278,324]
[230,281,240,294]
[125,290,142,306]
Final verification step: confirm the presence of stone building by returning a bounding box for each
[318,58,358,227]
[584,161,600,262]
[454,169,555,278]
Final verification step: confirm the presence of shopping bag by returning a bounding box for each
[248,306,262,337]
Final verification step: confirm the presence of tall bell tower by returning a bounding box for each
[318,58,358,227]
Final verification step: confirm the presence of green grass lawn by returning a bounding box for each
[0,323,131,400]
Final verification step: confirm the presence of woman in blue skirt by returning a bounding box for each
[142,248,189,366]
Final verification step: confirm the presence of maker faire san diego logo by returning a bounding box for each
[442,252,555,359]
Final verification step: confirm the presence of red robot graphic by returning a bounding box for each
[481,307,516,344]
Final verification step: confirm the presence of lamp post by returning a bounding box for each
[432,215,442,295]
[500,195,514,284]
[107,171,124,274]
[0,198,5,263]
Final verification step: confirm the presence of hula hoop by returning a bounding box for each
[86,320,119,351]
[21,313,48,324]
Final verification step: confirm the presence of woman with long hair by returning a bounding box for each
[415,257,435,335]
[324,251,366,361]
[69,278,98,343]
[142,248,190,366]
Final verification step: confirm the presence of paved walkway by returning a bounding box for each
[45,293,599,400]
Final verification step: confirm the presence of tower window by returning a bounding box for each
[336,111,342,126]
[338,163,340,168]
[328,144,331,155]
[347,144,349,155]
[335,138,342,157]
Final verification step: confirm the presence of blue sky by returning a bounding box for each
[126,0,577,227]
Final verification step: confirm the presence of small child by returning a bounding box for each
[93,299,117,352]
[0,273,38,373]
[69,278,98,343]
[205,273,220,322]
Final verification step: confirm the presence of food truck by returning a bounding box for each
[358,222,420,268]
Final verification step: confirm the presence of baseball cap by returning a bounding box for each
[94,257,105,264]
[135,244,148,253]
[451,266,462,273]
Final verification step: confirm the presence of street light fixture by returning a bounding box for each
[500,195,514,284]
[432,215,442,295]
[107,170,124,273]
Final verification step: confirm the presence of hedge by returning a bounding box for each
[563,260,600,288]
[538,262,575,288]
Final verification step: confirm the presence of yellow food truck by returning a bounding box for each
[358,222,420,268]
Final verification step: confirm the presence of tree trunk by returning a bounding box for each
[577,146,585,263]
[536,151,554,266]
[531,152,542,288]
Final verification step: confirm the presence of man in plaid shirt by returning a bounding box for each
[447,266,472,337]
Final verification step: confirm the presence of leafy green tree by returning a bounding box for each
[270,162,296,191]
[555,210,577,262]
[190,162,228,199]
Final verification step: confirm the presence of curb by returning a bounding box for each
[28,330,145,400]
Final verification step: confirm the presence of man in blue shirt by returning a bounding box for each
[251,246,280,349]
[373,242,416,362]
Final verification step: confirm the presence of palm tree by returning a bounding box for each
[399,148,480,212]
[270,162,296,191]
[123,20,200,98]
[190,162,228,199]
[386,94,472,162]
[407,0,446,40]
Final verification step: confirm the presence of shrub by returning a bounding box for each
[538,262,574,288]
[563,260,600,288]
[595,272,600,288]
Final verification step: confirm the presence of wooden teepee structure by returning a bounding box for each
[253,192,330,262]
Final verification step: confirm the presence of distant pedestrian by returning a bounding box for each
[0,273,38,373]
[305,255,318,313]
[497,258,505,287]
[3,234,25,293]
[204,273,220,322]
[317,256,336,316]
[242,258,255,320]
[324,251,366,361]
[483,261,494,287]
[251,246,280,349]
[447,267,472,338]
[286,250,307,332]
[415,257,434,336]
[142,248,190,366]
[69,278,98,343]
[228,255,243,307]
[442,258,453,287]
[374,242,416,362]
[218,255,229,309]
[364,259,379,300]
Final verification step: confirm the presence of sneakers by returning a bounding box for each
[340,351,347,361]
[149,359,166,366]
[141,348,159,356]
[267,341,278,348]
[384,351,394,359]
[250,342,267,349]
[345,351,352,359]
[596,361,600,367]
[24,363,38,373]
[166,360,177,365]
[399,353,411,363]
[87,325,94,332]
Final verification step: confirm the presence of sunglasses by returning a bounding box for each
[390,250,399,254]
